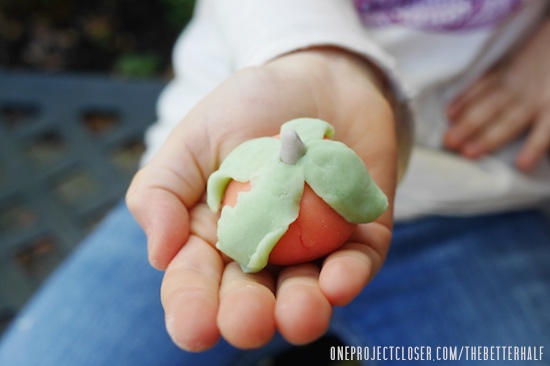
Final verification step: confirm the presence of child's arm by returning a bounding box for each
[445,19,550,171]
[126,47,398,351]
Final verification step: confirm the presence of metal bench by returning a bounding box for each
[0,71,165,331]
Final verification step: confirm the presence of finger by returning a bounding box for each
[217,262,276,349]
[275,264,332,345]
[445,86,515,150]
[459,101,535,159]
[126,170,189,269]
[516,108,550,171]
[126,125,212,269]
[189,203,221,250]
[161,234,224,352]
[447,71,498,118]
[320,222,391,306]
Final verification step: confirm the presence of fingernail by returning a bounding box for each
[516,152,536,172]
[447,104,457,118]
[146,232,162,269]
[462,143,483,158]
[444,130,463,149]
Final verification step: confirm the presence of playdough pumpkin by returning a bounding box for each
[207,118,388,273]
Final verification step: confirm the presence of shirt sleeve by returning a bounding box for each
[143,0,413,168]
[212,0,412,101]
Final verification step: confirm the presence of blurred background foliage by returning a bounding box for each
[0,0,196,78]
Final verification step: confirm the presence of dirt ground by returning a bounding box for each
[0,0,195,78]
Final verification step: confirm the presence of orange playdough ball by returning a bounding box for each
[222,180,356,266]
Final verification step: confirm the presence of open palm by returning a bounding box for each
[126,48,398,351]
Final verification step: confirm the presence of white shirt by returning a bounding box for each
[142,0,550,222]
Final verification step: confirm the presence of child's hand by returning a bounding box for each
[126,48,398,351]
[445,20,550,171]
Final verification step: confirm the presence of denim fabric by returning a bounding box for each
[332,210,550,365]
[0,202,548,365]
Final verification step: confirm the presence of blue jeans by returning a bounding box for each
[0,202,549,365]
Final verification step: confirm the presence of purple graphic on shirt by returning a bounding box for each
[354,0,525,31]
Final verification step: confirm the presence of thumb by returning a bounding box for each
[126,124,213,270]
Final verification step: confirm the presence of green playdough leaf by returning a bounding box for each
[207,137,279,212]
[304,140,388,223]
[215,162,304,273]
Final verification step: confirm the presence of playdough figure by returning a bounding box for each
[207,118,388,273]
